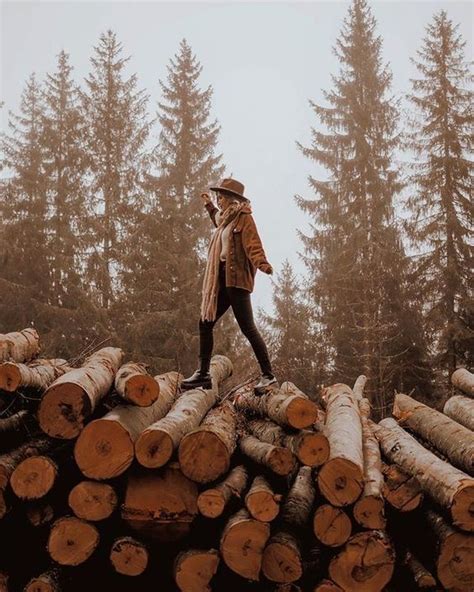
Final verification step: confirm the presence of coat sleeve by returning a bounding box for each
[241,214,270,271]
[204,202,219,228]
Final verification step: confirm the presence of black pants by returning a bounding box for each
[199,260,273,375]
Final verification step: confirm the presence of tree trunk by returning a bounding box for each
[38,347,124,439]
[354,397,385,529]
[134,356,232,469]
[313,504,352,547]
[220,508,270,580]
[68,480,118,521]
[174,549,220,592]
[74,371,183,478]
[234,382,319,429]
[121,463,198,541]
[0,328,40,363]
[0,438,52,489]
[381,462,423,512]
[179,401,237,483]
[247,418,329,467]
[239,435,296,476]
[318,384,364,506]
[47,516,99,566]
[393,392,474,475]
[110,536,149,576]
[197,465,248,518]
[328,530,395,592]
[10,455,58,500]
[245,475,281,522]
[443,394,474,431]
[114,362,160,406]
[372,417,474,532]
[0,359,71,392]
[451,368,474,397]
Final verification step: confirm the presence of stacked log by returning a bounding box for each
[1,329,473,591]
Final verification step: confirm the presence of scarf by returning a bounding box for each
[200,199,252,322]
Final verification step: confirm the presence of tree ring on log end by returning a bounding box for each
[318,458,364,506]
[39,384,91,439]
[179,430,230,483]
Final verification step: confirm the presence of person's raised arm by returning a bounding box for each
[201,192,218,228]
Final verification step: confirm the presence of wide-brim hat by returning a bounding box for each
[210,178,248,201]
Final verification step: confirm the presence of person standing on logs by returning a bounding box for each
[181,178,278,394]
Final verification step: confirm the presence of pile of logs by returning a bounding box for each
[0,327,473,592]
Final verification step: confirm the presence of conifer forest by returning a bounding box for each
[0,1,472,591]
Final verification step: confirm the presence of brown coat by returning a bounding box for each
[205,202,270,293]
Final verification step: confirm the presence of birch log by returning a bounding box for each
[174,549,220,592]
[197,465,248,518]
[114,362,159,406]
[451,368,474,398]
[38,347,124,439]
[239,435,296,476]
[443,395,474,432]
[0,328,40,363]
[0,359,71,392]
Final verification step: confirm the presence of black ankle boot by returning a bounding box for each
[180,358,212,391]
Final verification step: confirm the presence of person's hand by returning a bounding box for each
[260,262,273,275]
[200,192,212,206]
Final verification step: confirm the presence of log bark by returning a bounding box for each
[247,418,329,467]
[0,359,71,393]
[68,480,118,521]
[452,368,474,397]
[313,504,352,547]
[114,362,160,406]
[318,384,364,506]
[178,401,237,483]
[134,356,232,469]
[47,516,99,566]
[0,410,30,436]
[0,328,40,363]
[197,465,248,518]
[121,463,198,541]
[328,530,395,592]
[262,467,316,583]
[234,382,319,429]
[10,455,58,500]
[245,475,281,522]
[393,392,474,475]
[381,462,423,512]
[443,394,474,431]
[24,569,63,592]
[38,347,124,439]
[239,435,296,476]
[174,549,220,592]
[220,508,270,580]
[74,371,183,479]
[352,375,367,401]
[372,417,474,532]
[110,536,149,576]
[354,397,385,529]
[401,549,436,589]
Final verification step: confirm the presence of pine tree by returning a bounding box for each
[404,10,473,381]
[259,260,325,397]
[1,73,50,301]
[42,50,88,307]
[119,39,225,373]
[295,0,430,416]
[80,29,151,309]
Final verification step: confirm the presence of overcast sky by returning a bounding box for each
[1,0,472,314]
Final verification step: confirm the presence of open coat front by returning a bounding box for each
[204,201,270,293]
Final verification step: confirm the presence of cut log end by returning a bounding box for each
[313,504,352,547]
[124,374,160,407]
[0,362,21,392]
[353,495,386,530]
[48,516,99,566]
[10,456,57,500]
[174,549,220,592]
[438,530,474,590]
[262,535,303,583]
[297,432,329,467]
[286,397,319,429]
[68,481,118,521]
[38,384,91,439]
[134,429,174,469]
[246,489,280,523]
[197,489,226,519]
[74,419,134,480]
[24,572,61,592]
[178,430,231,484]
[267,447,296,476]
[110,537,149,576]
[318,458,364,506]
[451,482,474,532]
